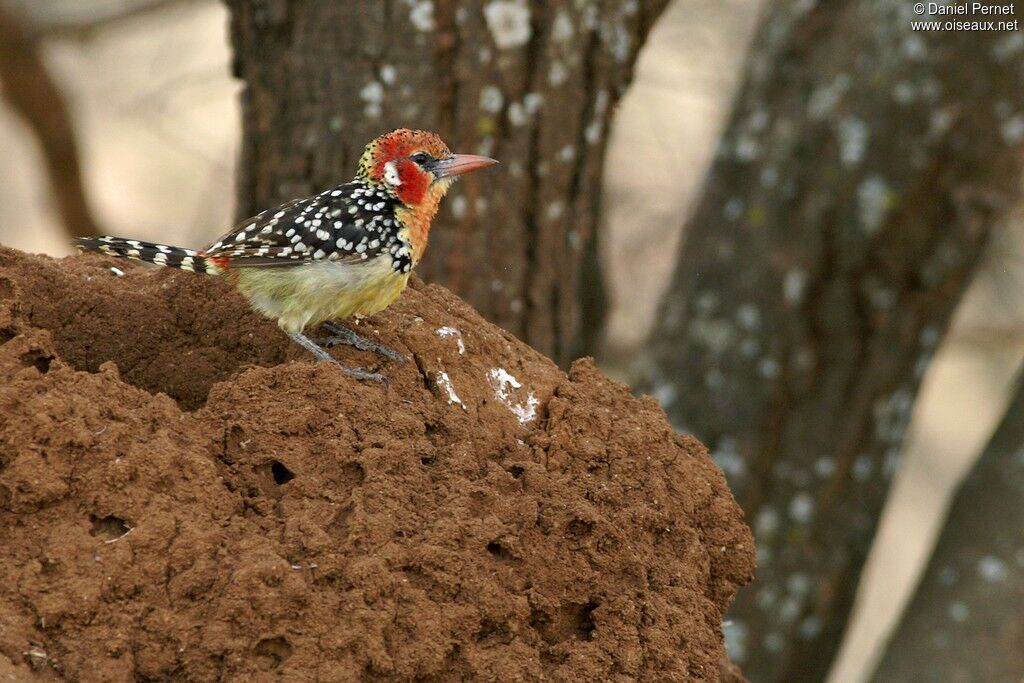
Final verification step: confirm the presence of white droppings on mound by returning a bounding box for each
[436,326,466,354]
[487,367,539,424]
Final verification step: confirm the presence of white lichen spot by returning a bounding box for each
[724,198,745,221]
[548,61,569,86]
[837,117,869,167]
[978,556,1008,583]
[787,574,810,596]
[799,616,822,640]
[360,80,384,104]
[763,632,785,654]
[882,446,903,479]
[893,81,916,104]
[779,597,801,623]
[409,0,435,31]
[991,31,1024,62]
[755,506,779,537]
[477,136,495,157]
[1001,114,1024,144]
[450,195,468,219]
[484,0,532,50]
[360,80,385,118]
[436,326,466,354]
[758,357,780,380]
[902,34,927,61]
[584,120,603,144]
[713,437,747,479]
[524,92,543,114]
[689,318,735,354]
[938,565,959,586]
[757,586,779,611]
[487,368,539,423]
[380,64,397,85]
[599,19,632,63]
[557,144,576,162]
[736,303,760,331]
[919,325,941,348]
[857,175,892,235]
[789,492,815,524]
[807,74,851,119]
[734,135,761,162]
[948,601,970,624]
[552,10,574,42]
[507,102,527,127]
[724,620,748,663]
[436,370,465,408]
[651,382,677,409]
[479,85,504,114]
[814,456,835,478]
[784,268,807,305]
[546,201,565,222]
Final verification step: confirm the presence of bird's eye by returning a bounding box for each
[409,152,431,165]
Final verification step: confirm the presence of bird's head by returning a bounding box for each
[357,129,497,208]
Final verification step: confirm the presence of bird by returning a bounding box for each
[74,128,498,383]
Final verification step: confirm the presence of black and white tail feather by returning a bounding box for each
[73,236,222,274]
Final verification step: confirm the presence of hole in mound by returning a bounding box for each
[340,461,365,487]
[475,619,514,647]
[19,350,53,374]
[0,328,16,345]
[529,601,600,645]
[420,454,436,466]
[89,515,131,541]
[254,636,292,670]
[565,518,595,540]
[0,277,15,300]
[270,460,294,485]
[507,465,525,479]
[486,540,514,563]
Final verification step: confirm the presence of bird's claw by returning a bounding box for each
[338,365,389,386]
[319,321,407,363]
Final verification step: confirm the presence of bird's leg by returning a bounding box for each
[313,321,406,363]
[287,332,387,384]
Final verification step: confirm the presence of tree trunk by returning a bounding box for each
[871,373,1024,682]
[225,0,668,364]
[636,1,1024,680]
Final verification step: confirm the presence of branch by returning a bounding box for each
[871,371,1024,681]
[0,3,100,240]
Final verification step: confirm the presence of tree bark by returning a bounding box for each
[225,0,668,364]
[871,373,1024,683]
[636,1,1024,680]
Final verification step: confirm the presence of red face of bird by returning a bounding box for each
[358,129,498,207]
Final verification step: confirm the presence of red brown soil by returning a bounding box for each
[0,247,753,682]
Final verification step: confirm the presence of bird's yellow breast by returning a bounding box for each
[234,258,410,334]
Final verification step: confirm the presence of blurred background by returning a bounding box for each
[1,0,1021,680]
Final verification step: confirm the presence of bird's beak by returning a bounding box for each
[429,154,499,179]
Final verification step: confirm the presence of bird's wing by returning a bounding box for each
[203,183,410,269]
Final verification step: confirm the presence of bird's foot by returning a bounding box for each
[314,321,406,363]
[287,332,388,384]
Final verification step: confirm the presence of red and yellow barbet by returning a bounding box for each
[75,129,498,382]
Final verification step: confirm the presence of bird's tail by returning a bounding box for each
[73,236,224,274]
